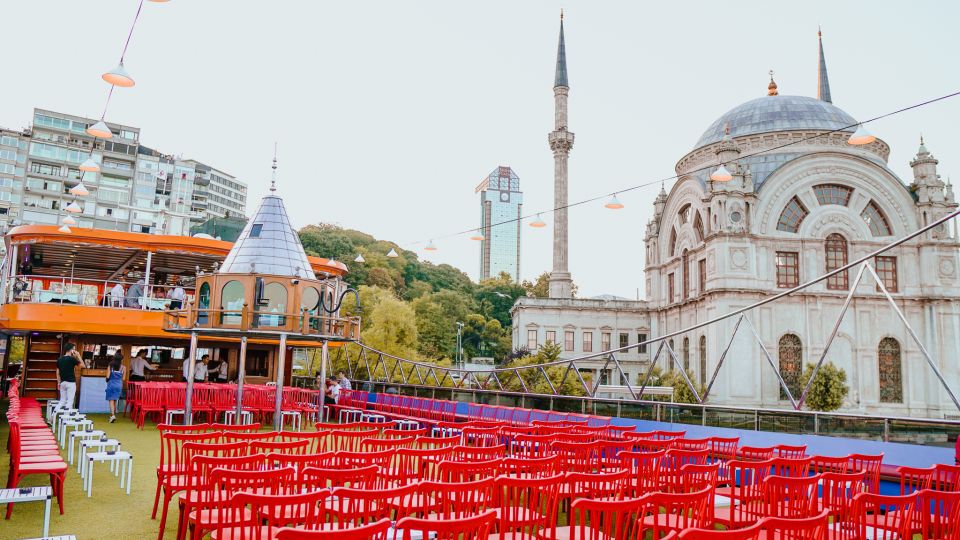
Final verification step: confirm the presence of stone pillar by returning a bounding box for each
[548,85,575,299]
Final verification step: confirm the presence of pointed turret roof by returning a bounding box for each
[219,193,317,279]
[817,28,832,103]
[554,15,568,88]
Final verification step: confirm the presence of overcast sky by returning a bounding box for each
[3,1,959,298]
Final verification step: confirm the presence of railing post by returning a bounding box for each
[814,412,820,435]
[273,333,288,431]
[754,409,760,431]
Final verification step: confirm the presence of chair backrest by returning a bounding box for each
[382,428,427,439]
[918,489,960,540]
[302,464,379,490]
[395,446,455,484]
[394,508,497,540]
[419,478,496,519]
[452,444,507,462]
[461,426,501,447]
[770,456,812,477]
[773,444,808,458]
[327,483,418,527]
[550,440,598,473]
[663,448,709,476]
[679,462,719,495]
[819,471,867,522]
[723,459,775,528]
[494,474,564,538]
[158,423,213,434]
[597,439,632,470]
[563,470,629,500]
[739,446,775,461]
[499,455,560,479]
[896,465,934,495]
[810,454,848,474]
[329,428,380,452]
[223,430,280,443]
[763,474,821,518]
[275,517,393,540]
[182,441,248,463]
[632,437,676,453]
[708,436,740,461]
[211,465,294,496]
[210,422,262,433]
[161,431,220,473]
[655,430,686,440]
[759,509,830,540]
[640,486,713,537]
[221,489,330,538]
[846,453,883,493]
[511,434,555,458]
[268,452,334,488]
[675,438,711,451]
[678,522,762,539]
[569,496,647,540]
[360,436,416,452]
[251,439,310,455]
[437,458,502,483]
[415,435,461,450]
[333,449,393,470]
[618,450,664,497]
[846,492,914,540]
[933,463,960,491]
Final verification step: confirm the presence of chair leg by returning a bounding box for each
[157,488,173,540]
[151,475,163,518]
[54,472,65,514]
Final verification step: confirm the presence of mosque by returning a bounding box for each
[511,21,960,418]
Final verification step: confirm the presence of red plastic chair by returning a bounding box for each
[324,483,418,528]
[830,492,914,540]
[327,428,379,452]
[511,434,554,458]
[550,440,599,473]
[660,448,709,491]
[274,517,392,539]
[895,465,934,495]
[415,435,461,450]
[152,432,222,533]
[679,462,719,496]
[212,489,331,537]
[493,473,563,538]
[597,439,632,471]
[918,489,960,540]
[419,477,496,519]
[708,436,740,482]
[675,437,711,451]
[678,522,763,539]
[759,509,830,539]
[462,426,501,447]
[452,444,507,462]
[358,436,416,453]
[188,466,294,540]
[437,458,502,483]
[4,421,67,519]
[222,431,280,443]
[809,454,848,474]
[714,459,773,529]
[618,450,664,497]
[846,453,883,493]
[739,446,775,461]
[332,449,393,470]
[639,486,713,536]
[209,422,262,433]
[560,495,647,540]
[763,474,821,519]
[302,464,379,490]
[770,456,812,477]
[250,439,310,456]
[393,446,455,485]
[268,452,335,489]
[499,455,560,479]
[655,430,687,440]
[394,508,497,540]
[774,444,808,458]
[819,471,867,521]
[933,463,960,491]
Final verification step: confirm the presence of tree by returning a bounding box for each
[474,272,526,328]
[800,362,848,412]
[500,342,590,396]
[521,271,578,298]
[411,290,474,360]
[6,336,24,364]
[636,365,704,404]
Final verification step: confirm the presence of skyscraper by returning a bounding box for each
[476,166,522,282]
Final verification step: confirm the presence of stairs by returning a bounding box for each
[22,334,62,400]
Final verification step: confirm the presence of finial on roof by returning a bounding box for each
[554,13,568,88]
[560,8,564,21]
[270,142,278,192]
[724,123,731,137]
[767,70,779,96]
[817,27,832,103]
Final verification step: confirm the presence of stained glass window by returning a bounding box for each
[878,338,902,403]
[778,334,803,400]
[862,201,892,236]
[678,204,692,224]
[813,184,853,206]
[825,234,849,290]
[776,197,808,233]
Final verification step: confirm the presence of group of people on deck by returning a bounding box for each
[107,279,185,309]
[318,371,351,405]
[181,354,229,383]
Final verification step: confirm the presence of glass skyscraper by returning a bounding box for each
[476,166,522,282]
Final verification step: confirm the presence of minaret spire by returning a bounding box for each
[270,142,278,192]
[817,27,833,103]
[548,12,575,299]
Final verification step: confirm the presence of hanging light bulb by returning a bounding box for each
[102,62,135,87]
[530,214,547,228]
[424,240,437,251]
[62,216,77,226]
[604,194,624,209]
[353,253,365,263]
[847,124,876,145]
[386,248,399,258]
[69,182,89,197]
[65,201,82,213]
[710,164,733,182]
[86,120,113,139]
[58,225,72,234]
[79,157,100,172]
[469,233,485,241]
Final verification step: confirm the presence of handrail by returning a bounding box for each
[162,305,361,341]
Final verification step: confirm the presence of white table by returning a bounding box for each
[67,429,105,464]
[84,450,133,497]
[52,410,81,434]
[361,413,386,423]
[394,419,420,430]
[164,409,193,425]
[339,408,363,424]
[223,410,254,425]
[58,418,93,448]
[0,486,52,537]
[280,410,302,432]
[79,439,121,477]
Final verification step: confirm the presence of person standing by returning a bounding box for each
[129,349,156,382]
[215,358,229,383]
[125,279,144,308]
[194,354,209,382]
[56,343,82,410]
[168,281,185,310]
[109,282,125,307]
[105,352,125,422]
[337,370,352,391]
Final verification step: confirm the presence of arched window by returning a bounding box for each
[220,280,244,325]
[682,337,690,371]
[197,282,211,325]
[678,204,692,224]
[682,249,690,299]
[776,197,808,233]
[878,338,903,403]
[258,282,288,327]
[698,336,707,386]
[693,212,705,241]
[861,201,892,236]
[813,184,853,206]
[301,286,321,330]
[669,228,678,256]
[825,233,849,290]
[778,334,803,400]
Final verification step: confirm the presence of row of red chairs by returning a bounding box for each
[4,379,67,518]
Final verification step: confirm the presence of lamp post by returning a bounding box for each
[456,321,464,369]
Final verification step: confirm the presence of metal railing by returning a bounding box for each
[6,273,195,311]
[163,306,361,342]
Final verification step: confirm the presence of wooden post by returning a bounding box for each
[273,333,287,431]
[184,332,198,425]
[235,336,247,425]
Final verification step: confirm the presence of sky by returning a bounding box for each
[3,1,959,298]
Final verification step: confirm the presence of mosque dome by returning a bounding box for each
[694,95,858,149]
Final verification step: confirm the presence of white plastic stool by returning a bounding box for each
[164,409,192,425]
[394,419,420,431]
[84,450,133,497]
[279,411,302,432]
[58,418,93,448]
[339,408,363,424]
[67,429,105,464]
[223,410,254,425]
[361,413,386,423]
[52,409,80,435]
[79,439,121,476]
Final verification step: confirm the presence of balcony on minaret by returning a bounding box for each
[548,130,575,154]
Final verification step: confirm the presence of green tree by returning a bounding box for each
[521,271,578,299]
[411,290,474,360]
[800,362,849,412]
[474,272,525,327]
[500,342,590,396]
[636,365,704,404]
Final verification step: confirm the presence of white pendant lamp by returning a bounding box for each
[102,62,135,87]
[604,194,624,209]
[65,201,82,213]
[424,240,437,251]
[58,225,72,234]
[86,120,113,139]
[530,214,546,228]
[69,182,89,197]
[386,248,399,258]
[710,164,733,182]
[62,216,77,226]
[353,253,365,263]
[469,233,485,241]
[847,124,876,146]
[79,157,100,173]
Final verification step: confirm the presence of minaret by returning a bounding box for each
[548,12,575,299]
[817,27,832,103]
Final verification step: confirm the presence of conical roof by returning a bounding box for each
[219,193,316,279]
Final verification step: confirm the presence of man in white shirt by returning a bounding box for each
[337,371,352,391]
[324,378,341,405]
[169,281,186,310]
[216,359,228,383]
[109,282,125,307]
[129,349,157,381]
[194,354,209,382]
